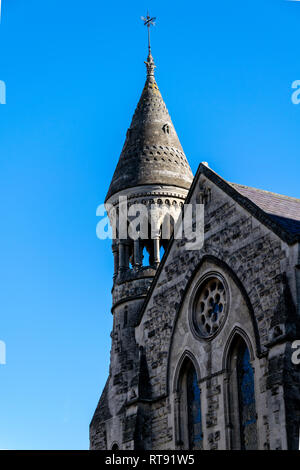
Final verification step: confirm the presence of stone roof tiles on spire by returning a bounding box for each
[105,52,193,201]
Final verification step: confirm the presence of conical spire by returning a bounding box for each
[105,52,193,201]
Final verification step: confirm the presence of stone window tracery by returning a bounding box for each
[192,275,228,339]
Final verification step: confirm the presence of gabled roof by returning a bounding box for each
[135,163,300,326]
[105,52,193,201]
[230,183,300,236]
[196,164,300,243]
[194,164,300,243]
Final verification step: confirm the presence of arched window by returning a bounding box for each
[160,212,175,240]
[227,335,258,450]
[111,443,119,451]
[176,357,203,450]
[159,245,165,261]
[141,244,150,266]
[237,342,257,449]
[186,365,203,450]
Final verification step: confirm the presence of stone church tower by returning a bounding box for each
[90,47,300,450]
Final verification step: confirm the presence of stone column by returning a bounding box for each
[134,239,141,269]
[112,243,119,279]
[174,391,183,449]
[124,241,130,270]
[119,241,126,273]
[153,237,160,268]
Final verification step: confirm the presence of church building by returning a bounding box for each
[90,42,300,450]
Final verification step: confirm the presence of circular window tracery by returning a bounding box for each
[193,276,228,339]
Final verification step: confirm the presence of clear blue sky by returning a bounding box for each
[0,0,299,450]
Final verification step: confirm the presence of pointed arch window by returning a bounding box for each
[176,357,203,450]
[237,342,257,450]
[227,335,258,450]
[186,366,203,450]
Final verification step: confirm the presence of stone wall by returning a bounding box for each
[91,168,300,450]
[135,171,300,450]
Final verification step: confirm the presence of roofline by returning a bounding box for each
[200,164,300,244]
[135,163,300,327]
[230,182,300,204]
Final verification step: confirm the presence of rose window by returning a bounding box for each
[193,277,227,338]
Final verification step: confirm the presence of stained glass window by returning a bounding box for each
[187,366,203,450]
[237,343,258,450]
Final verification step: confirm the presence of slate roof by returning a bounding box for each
[105,52,193,201]
[230,183,300,236]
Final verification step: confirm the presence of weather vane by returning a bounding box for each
[141,12,156,54]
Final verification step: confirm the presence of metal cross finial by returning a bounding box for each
[141,12,156,54]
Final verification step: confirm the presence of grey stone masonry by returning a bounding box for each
[90,50,194,450]
[90,48,300,450]
[91,162,300,449]
[105,51,193,202]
